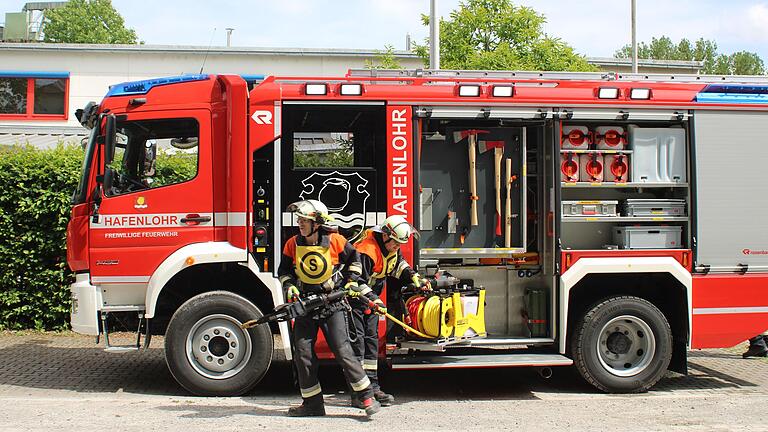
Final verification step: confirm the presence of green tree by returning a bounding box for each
[365,45,403,70]
[615,37,765,75]
[414,0,595,71]
[43,0,138,44]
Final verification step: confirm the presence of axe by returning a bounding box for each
[453,129,489,226]
[479,140,505,237]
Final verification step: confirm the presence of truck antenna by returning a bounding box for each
[199,27,217,74]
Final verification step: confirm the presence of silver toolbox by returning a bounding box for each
[562,200,618,217]
[624,199,686,217]
[613,225,683,249]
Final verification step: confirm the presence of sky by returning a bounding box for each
[3,0,768,62]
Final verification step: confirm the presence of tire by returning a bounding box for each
[571,295,672,393]
[165,291,273,396]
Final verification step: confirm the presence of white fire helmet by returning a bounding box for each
[377,215,418,244]
[286,199,334,225]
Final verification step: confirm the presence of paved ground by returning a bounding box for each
[1,331,767,431]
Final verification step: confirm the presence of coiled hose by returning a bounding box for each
[406,295,454,338]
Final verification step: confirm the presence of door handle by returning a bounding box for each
[180,214,211,225]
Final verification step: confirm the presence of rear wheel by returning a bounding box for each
[165,291,273,396]
[572,295,672,393]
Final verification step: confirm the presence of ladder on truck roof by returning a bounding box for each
[349,68,768,85]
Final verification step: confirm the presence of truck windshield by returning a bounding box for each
[71,126,98,205]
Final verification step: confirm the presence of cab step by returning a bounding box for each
[97,305,150,352]
[391,353,573,370]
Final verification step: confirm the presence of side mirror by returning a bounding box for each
[104,115,116,167]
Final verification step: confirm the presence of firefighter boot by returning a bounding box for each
[350,393,365,409]
[287,394,326,417]
[373,389,395,406]
[361,396,381,417]
[742,336,768,358]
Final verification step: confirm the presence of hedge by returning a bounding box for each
[0,144,198,330]
[0,144,83,330]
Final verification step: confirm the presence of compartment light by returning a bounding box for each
[305,83,328,95]
[340,83,363,96]
[458,84,481,97]
[492,85,514,97]
[630,88,652,100]
[598,87,620,99]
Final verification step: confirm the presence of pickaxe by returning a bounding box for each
[453,129,489,226]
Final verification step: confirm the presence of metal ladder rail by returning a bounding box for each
[349,69,768,86]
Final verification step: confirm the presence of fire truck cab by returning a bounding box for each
[67,69,768,396]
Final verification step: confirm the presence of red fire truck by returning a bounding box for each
[67,69,768,396]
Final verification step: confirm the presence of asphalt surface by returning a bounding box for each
[2,331,768,431]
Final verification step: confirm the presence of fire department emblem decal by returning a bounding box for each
[134,196,147,209]
[299,171,370,229]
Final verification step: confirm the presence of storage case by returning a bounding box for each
[613,226,683,249]
[561,152,579,182]
[629,126,687,183]
[624,199,686,217]
[562,200,619,217]
[604,154,630,182]
[595,126,626,150]
[579,153,604,182]
[561,126,591,150]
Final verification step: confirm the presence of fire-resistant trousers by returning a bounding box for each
[292,309,373,402]
[350,302,381,390]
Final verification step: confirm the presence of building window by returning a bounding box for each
[0,72,69,120]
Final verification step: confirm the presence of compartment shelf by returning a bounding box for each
[562,216,688,223]
[561,182,688,188]
[559,149,633,154]
[421,247,526,258]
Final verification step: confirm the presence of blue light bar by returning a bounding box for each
[105,74,210,97]
[0,71,69,79]
[696,92,768,104]
[700,84,768,94]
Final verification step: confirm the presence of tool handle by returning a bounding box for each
[505,158,512,247]
[469,135,478,226]
[494,146,503,217]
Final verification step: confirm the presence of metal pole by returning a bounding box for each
[226,28,234,47]
[631,0,638,73]
[429,0,440,70]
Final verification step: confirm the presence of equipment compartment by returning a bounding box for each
[419,124,527,253]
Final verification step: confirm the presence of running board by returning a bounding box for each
[391,353,573,370]
[398,338,554,352]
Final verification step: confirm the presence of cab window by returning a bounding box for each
[105,117,199,196]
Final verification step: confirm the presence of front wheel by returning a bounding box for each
[165,291,273,396]
[571,296,672,393]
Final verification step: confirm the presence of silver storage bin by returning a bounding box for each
[613,226,683,249]
[629,126,687,183]
[624,199,686,216]
[562,200,618,217]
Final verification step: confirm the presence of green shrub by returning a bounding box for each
[0,144,83,330]
[0,144,197,330]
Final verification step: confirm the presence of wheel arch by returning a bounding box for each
[560,257,691,374]
[144,243,289,357]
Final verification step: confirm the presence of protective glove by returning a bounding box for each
[345,280,362,297]
[411,274,432,292]
[285,284,300,303]
[372,299,387,315]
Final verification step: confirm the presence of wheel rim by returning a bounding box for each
[185,314,253,380]
[596,315,656,377]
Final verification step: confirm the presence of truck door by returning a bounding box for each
[89,110,213,291]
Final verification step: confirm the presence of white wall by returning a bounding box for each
[0,43,424,143]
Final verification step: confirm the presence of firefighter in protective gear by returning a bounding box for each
[350,215,430,407]
[277,199,381,417]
